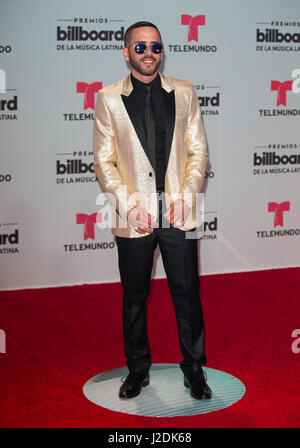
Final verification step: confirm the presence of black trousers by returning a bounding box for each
[115,195,207,377]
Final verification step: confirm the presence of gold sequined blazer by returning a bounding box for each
[93,72,208,238]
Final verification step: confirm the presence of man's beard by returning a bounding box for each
[128,53,161,77]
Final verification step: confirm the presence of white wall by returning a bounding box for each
[1,0,299,289]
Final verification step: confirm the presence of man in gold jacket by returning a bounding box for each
[93,21,211,400]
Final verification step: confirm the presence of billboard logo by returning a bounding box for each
[257,28,300,43]
[181,15,206,42]
[57,26,124,42]
[0,229,19,245]
[76,82,102,110]
[0,69,18,120]
[268,201,290,227]
[0,225,19,253]
[76,212,102,240]
[56,19,125,52]
[56,159,94,175]
[270,69,300,106]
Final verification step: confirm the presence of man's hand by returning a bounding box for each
[127,206,159,234]
[164,199,191,227]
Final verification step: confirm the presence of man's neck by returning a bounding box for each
[130,69,159,84]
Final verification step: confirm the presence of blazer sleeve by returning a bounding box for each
[179,82,209,208]
[93,90,137,218]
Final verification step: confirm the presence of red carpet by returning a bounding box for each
[0,268,300,428]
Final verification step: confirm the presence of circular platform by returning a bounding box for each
[83,364,246,417]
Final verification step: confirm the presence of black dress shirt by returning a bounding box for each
[130,73,167,192]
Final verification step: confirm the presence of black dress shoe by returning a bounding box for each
[119,372,149,399]
[184,368,212,400]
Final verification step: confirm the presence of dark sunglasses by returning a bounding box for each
[133,42,163,54]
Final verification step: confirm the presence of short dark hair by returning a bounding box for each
[124,21,162,47]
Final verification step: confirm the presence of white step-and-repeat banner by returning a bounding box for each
[1,0,299,290]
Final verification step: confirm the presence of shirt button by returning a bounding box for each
[149,172,152,177]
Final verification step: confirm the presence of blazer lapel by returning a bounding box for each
[120,73,175,171]
[121,75,155,169]
[162,89,175,169]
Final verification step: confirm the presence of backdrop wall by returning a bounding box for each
[1,0,299,290]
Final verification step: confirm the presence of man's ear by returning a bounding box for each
[122,47,129,62]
